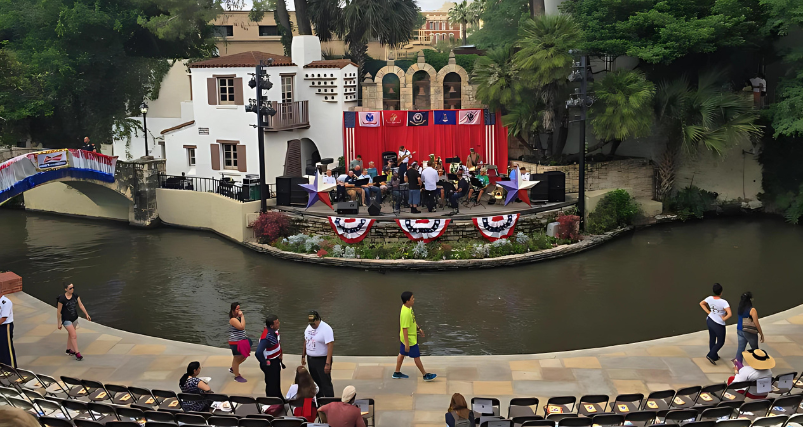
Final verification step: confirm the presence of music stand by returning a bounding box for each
[353,178,370,187]
[373,175,387,184]
[447,173,459,181]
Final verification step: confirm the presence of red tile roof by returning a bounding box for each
[190,51,294,68]
[304,59,358,69]
[160,120,195,135]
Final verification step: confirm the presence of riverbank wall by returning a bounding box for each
[156,188,261,242]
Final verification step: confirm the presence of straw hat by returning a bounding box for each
[341,385,357,403]
[742,349,776,370]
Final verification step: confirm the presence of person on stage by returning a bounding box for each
[344,171,366,206]
[465,148,481,170]
[421,162,439,213]
[0,291,16,368]
[256,314,283,398]
[366,161,378,179]
[302,310,335,398]
[520,167,530,181]
[392,292,436,382]
[449,172,470,214]
[508,162,519,180]
[398,145,412,178]
[359,169,380,206]
[405,162,422,214]
[468,168,494,205]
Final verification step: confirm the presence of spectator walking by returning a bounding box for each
[288,366,319,422]
[255,314,283,398]
[228,302,248,383]
[446,393,476,427]
[318,385,366,427]
[57,283,91,361]
[392,291,436,381]
[303,310,335,398]
[735,291,764,362]
[179,361,212,412]
[0,291,16,368]
[700,283,731,365]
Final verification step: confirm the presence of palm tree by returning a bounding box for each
[588,70,656,156]
[467,0,483,31]
[472,45,520,113]
[448,0,471,46]
[514,14,582,158]
[295,0,313,35]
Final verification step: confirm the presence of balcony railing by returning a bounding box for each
[159,173,275,203]
[264,100,310,132]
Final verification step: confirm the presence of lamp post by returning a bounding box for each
[140,102,149,157]
[246,59,276,213]
[566,52,592,230]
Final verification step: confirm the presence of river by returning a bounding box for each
[1,209,801,356]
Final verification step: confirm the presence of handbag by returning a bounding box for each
[742,314,759,334]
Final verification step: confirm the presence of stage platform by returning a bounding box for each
[274,194,578,221]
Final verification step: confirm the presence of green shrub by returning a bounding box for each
[667,186,718,221]
[782,184,803,224]
[586,189,640,234]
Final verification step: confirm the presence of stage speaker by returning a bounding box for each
[276,176,308,206]
[367,201,382,216]
[336,201,359,215]
[545,171,565,202]
[529,173,549,201]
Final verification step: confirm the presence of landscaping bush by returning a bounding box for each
[251,211,291,244]
[586,189,640,234]
[667,186,718,221]
[556,214,581,242]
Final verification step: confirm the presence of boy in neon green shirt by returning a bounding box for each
[392,291,437,381]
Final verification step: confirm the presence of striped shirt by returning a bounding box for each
[228,317,247,344]
[256,327,282,363]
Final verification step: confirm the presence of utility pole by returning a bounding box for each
[567,52,591,230]
[247,59,276,213]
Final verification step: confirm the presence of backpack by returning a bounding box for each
[451,411,471,427]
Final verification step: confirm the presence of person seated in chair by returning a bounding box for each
[318,385,365,427]
[449,171,470,214]
[344,171,365,205]
[359,170,380,206]
[366,161,378,179]
[470,169,494,204]
[728,349,775,399]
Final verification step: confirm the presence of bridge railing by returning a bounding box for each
[158,174,274,203]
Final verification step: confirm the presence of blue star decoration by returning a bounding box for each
[496,173,539,207]
[299,170,337,210]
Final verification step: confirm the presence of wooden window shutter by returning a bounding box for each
[236,145,247,172]
[207,78,217,105]
[234,77,244,105]
[210,144,220,170]
[284,139,302,177]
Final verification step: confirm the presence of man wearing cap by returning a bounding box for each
[318,385,365,427]
[302,310,335,398]
[729,349,775,399]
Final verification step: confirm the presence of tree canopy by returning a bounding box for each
[467,0,529,50]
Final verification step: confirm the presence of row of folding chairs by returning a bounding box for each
[37,419,316,427]
[479,411,803,427]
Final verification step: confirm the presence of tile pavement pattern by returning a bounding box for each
[6,292,803,427]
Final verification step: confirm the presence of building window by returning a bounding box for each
[259,25,279,36]
[223,144,238,170]
[187,148,196,166]
[213,25,233,38]
[218,77,235,105]
[281,75,294,103]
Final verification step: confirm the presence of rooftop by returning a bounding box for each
[189,51,294,68]
[304,59,358,69]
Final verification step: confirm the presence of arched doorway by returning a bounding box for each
[412,70,431,110]
[382,73,400,110]
[443,72,461,109]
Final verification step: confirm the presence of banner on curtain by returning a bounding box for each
[396,218,450,242]
[328,217,375,243]
[383,111,405,127]
[407,111,429,126]
[473,214,520,242]
[459,110,482,125]
[359,112,380,127]
[434,110,457,125]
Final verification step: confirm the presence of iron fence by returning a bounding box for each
[158,174,274,203]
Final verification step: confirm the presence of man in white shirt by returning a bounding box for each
[302,310,335,398]
[520,167,530,181]
[0,293,16,368]
[420,162,439,212]
[700,283,731,365]
[323,169,337,186]
[398,145,411,178]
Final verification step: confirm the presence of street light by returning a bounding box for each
[246,59,277,213]
[140,102,149,157]
[566,51,593,230]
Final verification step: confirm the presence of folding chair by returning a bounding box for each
[592,414,625,426]
[714,420,751,427]
[700,407,734,422]
[514,416,546,427]
[175,413,208,425]
[719,402,744,410]
[104,383,135,406]
[62,399,94,420]
[721,382,753,404]
[143,422,179,427]
[472,397,502,417]
[238,418,272,427]
[0,363,21,388]
[60,376,90,400]
[116,406,145,423]
[685,422,715,427]
[787,372,803,396]
[20,388,44,405]
[178,393,209,413]
[664,410,699,425]
[644,391,676,411]
[74,420,104,427]
[7,396,37,415]
[355,397,375,427]
[611,394,644,414]
[544,396,577,416]
[509,398,539,419]
[698,385,727,407]
[317,397,340,407]
[672,388,703,409]
[36,374,70,400]
[208,415,240,426]
[144,410,176,423]
[128,386,157,408]
[106,422,143,427]
[256,396,286,415]
[204,393,232,415]
[14,369,42,393]
[34,398,68,419]
[271,418,306,427]
[548,414,580,421]
[751,416,788,427]
[785,414,803,426]
[769,395,803,416]
[482,421,514,427]
[0,386,22,402]
[767,373,796,396]
[578,395,609,416]
[625,411,658,427]
[737,401,772,421]
[522,421,557,427]
[38,417,75,427]
[151,389,181,412]
[81,380,111,403]
[87,401,119,423]
[230,395,261,417]
[558,417,593,427]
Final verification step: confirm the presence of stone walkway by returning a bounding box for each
[7,292,803,427]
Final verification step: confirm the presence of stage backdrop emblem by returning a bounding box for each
[328,217,376,243]
[407,111,429,126]
[434,110,457,125]
[383,111,405,127]
[459,110,482,125]
[396,219,450,242]
[359,111,380,127]
[473,214,520,242]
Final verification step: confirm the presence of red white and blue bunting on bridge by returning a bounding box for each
[327,215,522,243]
[0,149,117,204]
[473,214,520,242]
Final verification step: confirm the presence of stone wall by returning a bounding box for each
[157,188,260,242]
[279,206,573,243]
[513,158,656,199]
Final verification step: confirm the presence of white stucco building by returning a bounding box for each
[113,36,357,184]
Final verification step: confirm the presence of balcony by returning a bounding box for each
[264,100,310,132]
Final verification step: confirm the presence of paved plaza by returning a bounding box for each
[7,292,803,427]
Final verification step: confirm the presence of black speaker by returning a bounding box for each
[336,201,359,214]
[529,173,549,201]
[367,201,381,216]
[276,176,308,206]
[545,171,565,202]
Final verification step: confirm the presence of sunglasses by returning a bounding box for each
[67,287,74,290]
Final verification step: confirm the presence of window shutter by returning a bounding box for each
[284,139,302,177]
[234,77,244,105]
[207,78,217,105]
[210,144,220,170]
[236,144,247,172]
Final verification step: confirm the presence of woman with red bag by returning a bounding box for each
[287,366,319,422]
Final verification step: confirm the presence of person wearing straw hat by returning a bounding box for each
[729,349,775,399]
[318,385,365,427]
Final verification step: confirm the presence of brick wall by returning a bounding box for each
[0,272,22,295]
[514,158,655,199]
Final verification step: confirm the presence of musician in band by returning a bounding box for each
[343,171,366,206]
[465,148,481,170]
[468,168,495,205]
[398,145,412,178]
[359,169,380,206]
[420,162,439,213]
[449,171,471,214]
